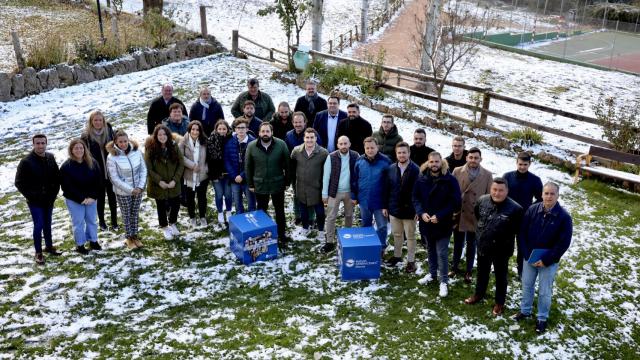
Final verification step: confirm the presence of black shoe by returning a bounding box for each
[44,246,62,256]
[294,218,302,225]
[35,252,45,265]
[278,238,290,252]
[99,223,108,231]
[511,312,531,322]
[110,225,120,232]
[385,256,402,267]
[320,243,336,254]
[535,320,547,334]
[89,241,102,251]
[76,245,90,255]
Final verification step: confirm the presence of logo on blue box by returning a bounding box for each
[228,210,278,265]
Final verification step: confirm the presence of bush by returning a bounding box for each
[593,97,640,153]
[304,60,385,99]
[73,37,122,64]
[506,127,544,146]
[143,9,175,48]
[25,34,68,70]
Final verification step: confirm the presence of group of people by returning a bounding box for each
[14,78,572,334]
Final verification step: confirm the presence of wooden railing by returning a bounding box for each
[308,49,614,149]
[231,30,289,66]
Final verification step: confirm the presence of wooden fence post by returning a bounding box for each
[329,40,333,54]
[480,89,492,125]
[349,30,353,46]
[200,5,208,37]
[355,25,359,41]
[11,31,25,72]
[339,34,344,52]
[269,49,274,61]
[231,30,239,56]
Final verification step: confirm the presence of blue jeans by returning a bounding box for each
[521,261,559,321]
[28,204,53,253]
[65,199,98,246]
[425,235,449,284]
[359,206,387,247]
[212,178,232,212]
[231,182,255,214]
[300,203,325,231]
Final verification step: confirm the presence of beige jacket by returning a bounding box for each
[453,164,493,232]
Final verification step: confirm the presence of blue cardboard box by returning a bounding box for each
[337,227,381,281]
[228,210,278,265]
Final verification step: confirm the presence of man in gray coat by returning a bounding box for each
[291,127,329,236]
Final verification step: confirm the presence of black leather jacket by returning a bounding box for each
[474,194,523,257]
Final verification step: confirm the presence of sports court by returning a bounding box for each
[528,31,640,73]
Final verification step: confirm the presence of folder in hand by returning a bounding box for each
[527,249,549,264]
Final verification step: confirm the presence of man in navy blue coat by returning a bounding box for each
[313,96,347,153]
[503,151,543,280]
[189,87,224,137]
[513,182,572,334]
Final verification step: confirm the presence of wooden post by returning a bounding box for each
[270,49,274,61]
[396,74,401,86]
[200,5,208,37]
[11,31,25,72]
[479,89,492,125]
[339,34,344,52]
[355,25,359,41]
[232,30,239,56]
[329,40,333,54]
[349,30,353,46]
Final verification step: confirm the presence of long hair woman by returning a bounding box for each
[206,119,233,224]
[106,130,147,249]
[145,124,185,240]
[81,110,118,231]
[60,139,103,254]
[179,120,209,228]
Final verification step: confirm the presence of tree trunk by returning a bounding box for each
[110,2,119,44]
[420,0,443,73]
[361,0,369,42]
[311,0,324,51]
[143,0,164,15]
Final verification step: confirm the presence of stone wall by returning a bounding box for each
[0,38,226,102]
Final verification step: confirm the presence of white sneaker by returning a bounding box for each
[200,218,207,227]
[170,224,180,236]
[418,274,434,285]
[190,218,197,228]
[217,213,225,224]
[225,211,232,221]
[162,227,173,240]
[439,283,448,297]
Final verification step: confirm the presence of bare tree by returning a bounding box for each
[143,0,164,16]
[413,0,493,116]
[258,0,311,70]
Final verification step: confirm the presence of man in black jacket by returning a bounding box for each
[294,80,327,124]
[337,103,373,155]
[410,128,435,167]
[15,134,62,264]
[464,177,523,316]
[445,136,468,172]
[146,83,187,135]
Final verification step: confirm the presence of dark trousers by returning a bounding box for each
[98,179,118,227]
[475,251,510,305]
[28,205,53,253]
[256,192,286,240]
[300,203,325,231]
[155,197,180,227]
[452,230,476,273]
[516,234,524,278]
[186,182,208,219]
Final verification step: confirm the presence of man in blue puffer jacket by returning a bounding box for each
[351,137,392,250]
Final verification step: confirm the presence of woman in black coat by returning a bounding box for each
[81,110,118,231]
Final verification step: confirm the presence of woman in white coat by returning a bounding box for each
[106,130,147,249]
[179,120,209,228]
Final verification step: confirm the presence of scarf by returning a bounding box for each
[189,136,201,190]
[90,127,109,179]
[200,98,210,120]
[305,92,319,116]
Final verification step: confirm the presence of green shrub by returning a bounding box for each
[506,127,544,146]
[73,37,122,64]
[143,9,175,48]
[25,34,68,70]
[593,97,640,153]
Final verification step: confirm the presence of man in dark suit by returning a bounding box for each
[294,80,327,123]
[337,103,373,155]
[146,83,187,135]
[313,96,347,153]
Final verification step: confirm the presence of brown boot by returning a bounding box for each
[35,252,45,265]
[492,304,505,316]
[464,272,473,284]
[124,236,137,249]
[132,235,143,248]
[464,294,483,305]
[405,261,417,273]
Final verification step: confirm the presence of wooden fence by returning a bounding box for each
[308,49,613,149]
[231,30,289,66]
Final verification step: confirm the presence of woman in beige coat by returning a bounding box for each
[179,121,209,228]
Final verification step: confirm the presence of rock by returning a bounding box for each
[45,68,60,89]
[22,67,41,95]
[93,65,108,80]
[156,49,167,66]
[0,73,11,101]
[36,70,49,90]
[144,50,157,68]
[134,53,149,70]
[122,58,137,73]
[175,40,188,59]
[11,74,24,99]
[201,43,216,55]
[55,64,74,86]
[103,62,115,77]
[164,48,176,63]
[111,60,125,75]
[73,64,95,84]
